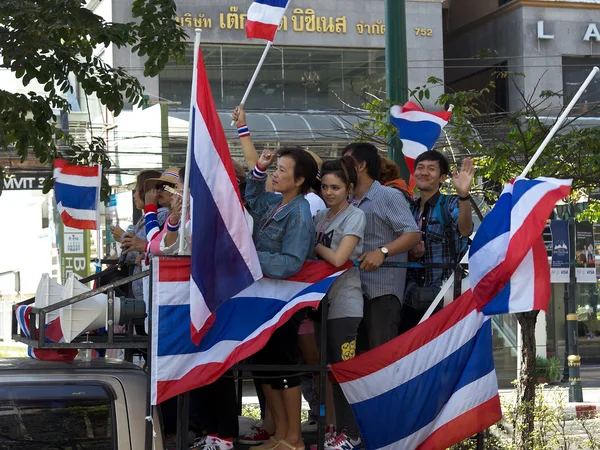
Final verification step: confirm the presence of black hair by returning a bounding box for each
[320,155,358,191]
[414,150,450,176]
[278,147,318,195]
[342,142,381,181]
[178,165,186,184]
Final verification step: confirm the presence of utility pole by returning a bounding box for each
[567,218,584,402]
[385,0,411,183]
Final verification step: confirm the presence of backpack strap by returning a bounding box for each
[433,194,468,264]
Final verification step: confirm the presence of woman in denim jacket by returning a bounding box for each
[245,147,318,450]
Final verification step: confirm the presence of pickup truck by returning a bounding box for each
[0,357,164,450]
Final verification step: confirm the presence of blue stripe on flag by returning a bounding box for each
[511,178,544,206]
[391,117,442,151]
[190,109,256,312]
[54,181,98,210]
[351,320,494,449]
[481,282,510,315]
[469,192,512,255]
[253,0,289,7]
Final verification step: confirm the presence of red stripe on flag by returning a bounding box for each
[155,299,321,404]
[54,159,100,177]
[281,260,353,284]
[473,185,571,308]
[60,211,97,230]
[331,290,478,384]
[246,21,278,41]
[194,48,242,205]
[158,257,192,282]
[402,101,452,122]
[532,237,551,312]
[417,395,502,450]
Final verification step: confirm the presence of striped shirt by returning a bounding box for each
[356,181,419,300]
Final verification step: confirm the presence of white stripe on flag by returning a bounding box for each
[400,141,429,160]
[389,371,499,450]
[342,312,486,405]
[53,170,101,187]
[509,180,563,239]
[247,2,286,25]
[392,109,449,127]
[507,248,535,313]
[57,203,98,221]
[468,232,510,290]
[158,281,191,307]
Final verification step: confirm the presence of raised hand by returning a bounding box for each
[452,157,475,197]
[145,188,159,206]
[232,105,247,128]
[257,149,277,170]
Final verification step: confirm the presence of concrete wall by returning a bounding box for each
[446,0,499,32]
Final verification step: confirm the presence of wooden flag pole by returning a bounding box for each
[520,66,599,178]
[180,29,202,255]
[230,41,273,126]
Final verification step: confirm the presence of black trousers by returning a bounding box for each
[190,374,239,439]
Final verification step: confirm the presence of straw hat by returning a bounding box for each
[144,168,180,193]
[304,150,323,171]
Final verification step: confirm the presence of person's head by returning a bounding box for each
[342,142,381,181]
[144,168,180,207]
[134,169,162,210]
[413,150,450,192]
[273,147,318,197]
[380,156,401,185]
[320,156,358,209]
[305,149,323,194]
[176,165,186,193]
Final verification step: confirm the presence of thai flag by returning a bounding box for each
[331,290,502,450]
[53,159,101,230]
[469,177,572,314]
[189,46,262,344]
[15,305,77,361]
[390,102,452,173]
[246,0,290,42]
[151,257,349,405]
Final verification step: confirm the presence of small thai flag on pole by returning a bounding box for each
[53,159,101,230]
[390,102,452,174]
[246,0,290,42]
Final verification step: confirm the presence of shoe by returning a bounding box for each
[194,436,234,450]
[249,436,280,450]
[239,424,272,445]
[325,432,361,450]
[301,419,318,433]
[309,426,336,450]
[274,439,305,450]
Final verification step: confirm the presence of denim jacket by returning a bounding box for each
[246,173,315,279]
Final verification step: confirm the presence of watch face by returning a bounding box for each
[381,247,388,254]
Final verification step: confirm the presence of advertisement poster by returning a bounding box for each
[575,221,597,283]
[59,223,91,284]
[550,220,570,283]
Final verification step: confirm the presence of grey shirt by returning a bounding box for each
[355,181,419,301]
[314,205,366,319]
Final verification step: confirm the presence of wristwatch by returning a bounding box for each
[379,246,389,258]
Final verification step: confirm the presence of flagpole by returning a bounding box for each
[520,66,599,178]
[230,41,273,126]
[180,29,202,255]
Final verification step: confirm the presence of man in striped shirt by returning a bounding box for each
[343,143,420,350]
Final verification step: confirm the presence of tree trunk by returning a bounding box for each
[515,310,539,449]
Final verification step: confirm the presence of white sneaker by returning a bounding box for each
[195,436,234,450]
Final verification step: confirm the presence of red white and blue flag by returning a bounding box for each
[331,290,502,450]
[246,0,290,42]
[53,159,101,230]
[469,177,572,314]
[390,102,452,174]
[189,46,262,344]
[151,257,349,405]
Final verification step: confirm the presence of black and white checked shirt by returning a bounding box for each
[355,181,419,300]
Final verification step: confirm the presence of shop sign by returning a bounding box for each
[550,220,570,283]
[537,21,600,41]
[2,172,49,190]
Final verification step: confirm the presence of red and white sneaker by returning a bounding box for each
[238,423,272,445]
[326,432,361,450]
[309,425,336,450]
[198,436,234,450]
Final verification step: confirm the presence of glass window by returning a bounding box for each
[0,384,115,449]
[563,57,600,116]
[159,44,385,112]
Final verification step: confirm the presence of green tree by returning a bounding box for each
[352,71,600,449]
[0,0,187,197]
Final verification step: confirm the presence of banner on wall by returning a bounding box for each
[575,221,597,283]
[550,220,570,283]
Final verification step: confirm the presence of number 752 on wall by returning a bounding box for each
[415,28,433,37]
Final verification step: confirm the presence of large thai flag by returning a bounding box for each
[331,290,502,450]
[151,257,349,405]
[53,159,101,230]
[246,0,290,42]
[189,46,262,344]
[469,177,572,314]
[390,102,452,173]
